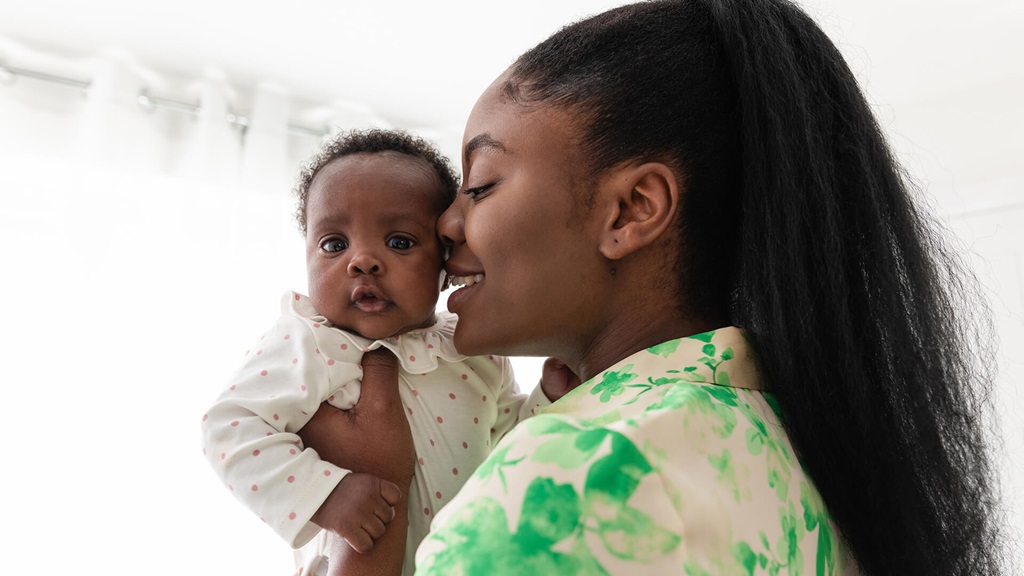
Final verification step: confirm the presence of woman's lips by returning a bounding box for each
[445,274,484,313]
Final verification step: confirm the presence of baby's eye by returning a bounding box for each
[387,236,415,250]
[320,238,348,253]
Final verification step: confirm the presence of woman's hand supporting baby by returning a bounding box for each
[299,348,414,576]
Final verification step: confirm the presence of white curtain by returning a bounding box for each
[0,38,479,575]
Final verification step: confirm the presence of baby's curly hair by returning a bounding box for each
[293,128,460,235]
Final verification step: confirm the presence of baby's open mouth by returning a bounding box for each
[351,286,390,311]
[448,274,484,287]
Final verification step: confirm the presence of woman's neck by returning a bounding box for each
[571,306,725,383]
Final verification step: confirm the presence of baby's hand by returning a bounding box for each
[540,357,582,402]
[311,472,402,554]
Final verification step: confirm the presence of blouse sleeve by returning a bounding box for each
[200,315,363,548]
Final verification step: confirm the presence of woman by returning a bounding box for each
[300,0,1009,574]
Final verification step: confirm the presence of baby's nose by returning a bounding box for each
[347,252,383,275]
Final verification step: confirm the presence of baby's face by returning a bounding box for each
[304,152,446,340]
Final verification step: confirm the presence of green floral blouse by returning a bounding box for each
[414,328,859,575]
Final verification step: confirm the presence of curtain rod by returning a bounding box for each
[0,62,328,138]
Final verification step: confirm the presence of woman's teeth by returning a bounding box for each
[449,274,484,287]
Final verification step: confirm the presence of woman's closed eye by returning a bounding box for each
[461,183,494,200]
[387,236,416,250]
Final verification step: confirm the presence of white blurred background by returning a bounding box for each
[0,1,1020,573]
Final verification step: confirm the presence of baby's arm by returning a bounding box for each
[201,315,379,549]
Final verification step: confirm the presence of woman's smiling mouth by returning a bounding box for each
[448,274,485,287]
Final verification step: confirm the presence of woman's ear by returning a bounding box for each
[598,162,680,260]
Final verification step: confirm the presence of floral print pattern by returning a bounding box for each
[415,328,858,575]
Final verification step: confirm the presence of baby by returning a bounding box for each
[201,129,555,575]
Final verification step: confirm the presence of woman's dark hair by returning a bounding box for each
[507,0,1008,573]
[293,128,460,235]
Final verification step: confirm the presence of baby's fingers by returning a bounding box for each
[379,479,401,506]
[364,516,387,540]
[344,531,374,555]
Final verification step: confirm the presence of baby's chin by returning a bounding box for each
[336,312,438,341]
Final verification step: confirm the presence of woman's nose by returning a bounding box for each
[437,197,465,247]
[347,251,383,276]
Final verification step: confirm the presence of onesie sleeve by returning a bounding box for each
[200,315,363,548]
[489,356,552,446]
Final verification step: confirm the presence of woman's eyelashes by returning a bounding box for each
[461,183,494,199]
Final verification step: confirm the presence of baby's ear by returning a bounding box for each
[598,162,680,260]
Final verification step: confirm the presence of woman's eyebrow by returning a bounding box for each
[463,134,506,166]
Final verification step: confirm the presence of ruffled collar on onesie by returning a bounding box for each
[282,291,466,375]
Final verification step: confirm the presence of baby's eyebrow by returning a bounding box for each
[463,133,506,166]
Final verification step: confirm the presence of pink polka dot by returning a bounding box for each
[423,508,431,516]
[257,349,263,355]
[482,395,488,402]
[289,449,297,455]
[490,428,496,434]
[412,390,420,397]
[252,450,261,457]
[327,359,335,366]
[323,470,332,477]
[341,343,348,350]
[288,475,295,483]
[289,512,297,520]
[418,457,425,466]
[462,441,468,449]
[449,393,457,400]
[251,484,259,491]
[461,374,468,380]
[430,439,435,446]
[407,407,413,415]
[473,417,479,424]
[221,453,226,460]
[266,432,273,436]
[260,370,268,376]
[452,467,459,475]
[435,491,442,499]
[300,385,307,391]
[329,395,335,402]
[284,334,291,340]
[409,355,416,362]
[313,322,321,328]
[294,294,300,300]
[273,413,280,421]
[292,358,298,364]
[202,414,208,421]
[504,408,511,414]
[230,420,239,427]
[229,385,236,391]
[436,416,444,424]
[427,344,434,349]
